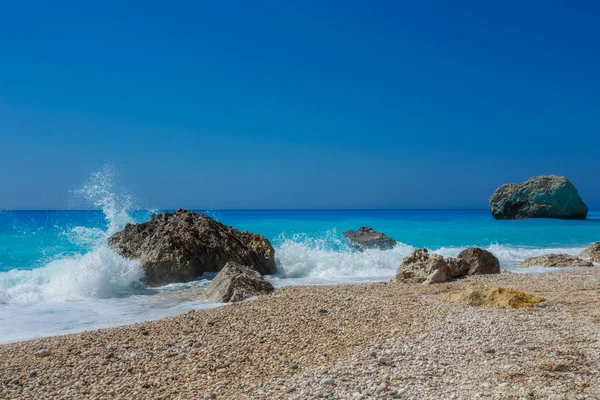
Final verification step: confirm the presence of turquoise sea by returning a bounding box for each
[1,203,599,342]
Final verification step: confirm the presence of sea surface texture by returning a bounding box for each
[1,207,599,342]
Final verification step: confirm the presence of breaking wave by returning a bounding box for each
[273,231,589,282]
[0,165,144,304]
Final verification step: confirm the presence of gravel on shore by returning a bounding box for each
[1,268,599,399]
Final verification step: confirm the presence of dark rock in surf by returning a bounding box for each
[342,227,396,251]
[201,262,275,302]
[489,175,587,220]
[396,247,500,284]
[109,209,276,286]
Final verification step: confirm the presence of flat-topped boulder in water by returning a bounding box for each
[518,254,593,268]
[488,175,588,220]
[109,209,277,286]
[342,227,396,251]
[396,247,500,284]
[580,242,600,263]
[201,262,275,302]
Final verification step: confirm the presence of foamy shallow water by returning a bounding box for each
[0,296,220,344]
[0,230,595,343]
[0,258,584,344]
[0,229,594,343]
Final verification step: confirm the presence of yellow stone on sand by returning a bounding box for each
[443,286,544,308]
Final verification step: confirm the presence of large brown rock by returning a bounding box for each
[518,254,593,268]
[489,175,588,220]
[396,249,449,284]
[342,227,396,251]
[580,242,600,263]
[201,262,275,303]
[396,247,500,284]
[456,247,501,275]
[109,209,277,286]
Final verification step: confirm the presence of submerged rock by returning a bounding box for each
[109,209,276,286]
[342,227,396,251]
[443,286,544,308]
[580,242,600,263]
[518,254,593,268]
[396,247,500,284]
[488,175,588,220]
[201,262,275,302]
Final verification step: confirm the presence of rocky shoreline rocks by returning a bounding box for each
[489,175,588,220]
[109,209,277,286]
[580,242,600,263]
[342,227,396,251]
[396,247,500,284]
[201,261,275,303]
[518,254,594,268]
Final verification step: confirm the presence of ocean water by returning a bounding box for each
[1,180,599,342]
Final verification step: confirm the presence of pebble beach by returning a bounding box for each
[1,267,599,399]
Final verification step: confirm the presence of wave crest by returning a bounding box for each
[0,164,144,304]
[274,230,414,279]
[273,231,589,280]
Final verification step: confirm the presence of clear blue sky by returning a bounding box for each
[1,0,599,210]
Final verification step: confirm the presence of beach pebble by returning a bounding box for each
[375,383,387,394]
[378,356,393,366]
[1,268,598,400]
[34,349,51,357]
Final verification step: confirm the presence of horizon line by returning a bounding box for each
[1,208,495,212]
[2,208,598,213]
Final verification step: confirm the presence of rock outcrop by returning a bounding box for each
[396,247,500,284]
[342,227,396,251]
[396,249,450,284]
[580,242,600,263]
[456,247,501,275]
[488,175,588,220]
[443,286,544,308]
[201,262,275,302]
[518,254,593,268]
[109,209,277,286]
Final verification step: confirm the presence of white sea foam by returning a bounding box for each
[75,164,135,235]
[272,231,590,285]
[0,248,143,304]
[273,230,413,281]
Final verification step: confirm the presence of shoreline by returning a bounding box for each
[1,268,600,399]
[0,266,581,345]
